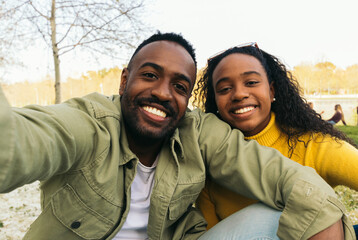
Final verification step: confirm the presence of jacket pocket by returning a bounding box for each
[52,184,114,239]
[168,180,205,221]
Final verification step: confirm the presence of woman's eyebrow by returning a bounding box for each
[240,71,262,76]
[214,77,230,88]
[215,70,262,88]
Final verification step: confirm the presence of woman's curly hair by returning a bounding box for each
[193,46,357,156]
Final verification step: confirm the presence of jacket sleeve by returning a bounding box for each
[0,86,100,193]
[196,111,355,240]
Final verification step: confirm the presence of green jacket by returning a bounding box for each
[0,89,355,240]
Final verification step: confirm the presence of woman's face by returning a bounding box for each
[212,53,275,136]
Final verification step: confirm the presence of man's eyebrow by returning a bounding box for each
[174,73,192,87]
[139,62,164,72]
[139,62,192,87]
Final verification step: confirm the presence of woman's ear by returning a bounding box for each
[119,68,129,95]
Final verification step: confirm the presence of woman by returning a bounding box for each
[194,43,358,234]
[327,104,346,125]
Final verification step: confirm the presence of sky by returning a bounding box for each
[2,0,358,83]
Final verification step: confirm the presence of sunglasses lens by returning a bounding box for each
[208,42,260,62]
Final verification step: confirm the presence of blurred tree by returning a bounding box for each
[293,64,315,94]
[314,61,336,94]
[345,64,358,94]
[293,62,358,95]
[0,3,15,81]
[0,0,150,103]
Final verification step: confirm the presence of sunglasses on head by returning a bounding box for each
[208,42,261,62]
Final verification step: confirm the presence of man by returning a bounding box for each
[0,32,354,239]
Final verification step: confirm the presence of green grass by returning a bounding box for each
[336,125,358,146]
[334,125,358,224]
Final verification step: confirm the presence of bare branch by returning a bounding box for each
[28,0,50,21]
[0,0,151,101]
[57,12,79,45]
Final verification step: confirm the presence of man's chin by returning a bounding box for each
[141,127,176,141]
[127,123,176,143]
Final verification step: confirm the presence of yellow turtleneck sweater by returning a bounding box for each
[197,112,358,229]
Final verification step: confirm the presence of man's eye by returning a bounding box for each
[174,83,188,94]
[143,72,157,79]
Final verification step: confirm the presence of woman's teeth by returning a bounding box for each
[234,106,254,114]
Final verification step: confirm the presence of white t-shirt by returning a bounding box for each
[113,159,158,240]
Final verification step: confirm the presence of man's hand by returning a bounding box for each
[309,219,344,240]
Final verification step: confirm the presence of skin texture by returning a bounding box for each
[309,220,344,240]
[212,52,344,240]
[212,53,275,136]
[119,40,196,166]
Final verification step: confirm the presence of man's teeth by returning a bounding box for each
[234,106,254,114]
[143,106,167,118]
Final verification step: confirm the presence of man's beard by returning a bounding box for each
[121,92,180,143]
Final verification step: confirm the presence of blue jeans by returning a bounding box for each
[199,203,281,240]
[327,120,336,125]
[354,224,358,238]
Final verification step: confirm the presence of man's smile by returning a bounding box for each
[142,105,167,118]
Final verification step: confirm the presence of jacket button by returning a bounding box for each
[71,221,81,229]
[127,161,133,169]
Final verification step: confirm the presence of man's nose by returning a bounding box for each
[151,79,173,102]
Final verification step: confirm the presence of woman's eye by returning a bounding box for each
[247,80,259,86]
[217,87,231,93]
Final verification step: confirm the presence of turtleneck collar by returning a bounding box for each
[244,112,283,147]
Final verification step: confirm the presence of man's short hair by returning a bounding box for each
[128,32,197,70]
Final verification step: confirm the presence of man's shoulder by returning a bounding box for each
[179,108,228,130]
[181,108,205,125]
[63,92,121,120]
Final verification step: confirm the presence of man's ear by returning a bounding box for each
[119,68,129,95]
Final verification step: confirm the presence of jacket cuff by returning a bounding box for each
[278,179,355,239]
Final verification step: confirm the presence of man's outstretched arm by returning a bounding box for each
[0,85,99,193]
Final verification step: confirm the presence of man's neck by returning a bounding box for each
[126,132,164,167]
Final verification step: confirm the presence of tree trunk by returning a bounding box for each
[50,0,61,104]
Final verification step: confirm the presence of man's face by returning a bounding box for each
[119,41,196,141]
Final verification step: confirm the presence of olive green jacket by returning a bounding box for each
[0,88,355,239]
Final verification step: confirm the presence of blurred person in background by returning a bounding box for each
[327,104,346,125]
